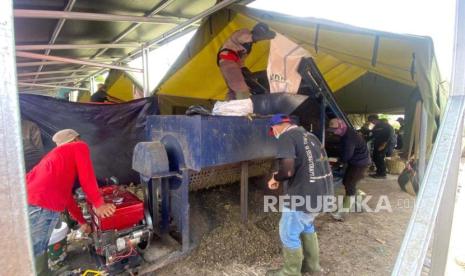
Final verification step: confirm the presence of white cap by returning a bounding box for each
[52,129,80,146]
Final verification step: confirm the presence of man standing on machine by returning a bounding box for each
[217,23,275,100]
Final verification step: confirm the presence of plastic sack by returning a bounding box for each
[267,33,310,93]
[212,99,253,116]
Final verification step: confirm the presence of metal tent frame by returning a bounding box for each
[13,0,240,95]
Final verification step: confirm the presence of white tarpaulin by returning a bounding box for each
[267,33,311,94]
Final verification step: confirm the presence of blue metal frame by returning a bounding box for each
[147,115,277,171]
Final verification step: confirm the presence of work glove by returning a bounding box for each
[185,105,211,116]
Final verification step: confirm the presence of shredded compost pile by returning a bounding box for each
[185,182,282,266]
[188,215,281,266]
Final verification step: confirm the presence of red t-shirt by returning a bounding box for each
[26,141,104,223]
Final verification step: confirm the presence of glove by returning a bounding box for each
[185,105,211,116]
[252,23,276,42]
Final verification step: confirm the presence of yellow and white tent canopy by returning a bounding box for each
[156,5,447,155]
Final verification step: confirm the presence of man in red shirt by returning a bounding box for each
[27,129,116,275]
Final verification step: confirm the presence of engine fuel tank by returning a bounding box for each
[89,186,144,231]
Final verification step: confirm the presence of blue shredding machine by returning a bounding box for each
[131,58,351,256]
[132,115,277,252]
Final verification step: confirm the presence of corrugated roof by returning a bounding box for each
[14,0,245,93]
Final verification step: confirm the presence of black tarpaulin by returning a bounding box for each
[19,94,158,184]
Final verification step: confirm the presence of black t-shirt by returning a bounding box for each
[90,90,108,102]
[277,126,333,211]
[372,121,394,149]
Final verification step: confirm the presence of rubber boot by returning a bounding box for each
[301,232,322,273]
[342,195,354,211]
[355,189,368,212]
[35,253,53,276]
[330,196,354,221]
[266,247,303,276]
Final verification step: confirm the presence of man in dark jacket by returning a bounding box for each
[368,115,394,178]
[328,118,371,218]
[266,114,333,276]
[90,84,108,103]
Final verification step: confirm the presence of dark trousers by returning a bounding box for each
[373,149,387,176]
[343,165,368,196]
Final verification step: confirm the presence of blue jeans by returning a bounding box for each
[28,205,60,257]
[279,207,317,249]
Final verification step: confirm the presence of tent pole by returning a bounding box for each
[418,102,428,182]
[0,0,35,274]
[20,89,55,93]
[19,74,89,82]
[13,9,186,25]
[89,76,95,94]
[18,82,88,91]
[142,46,150,97]
[16,51,143,72]
[16,43,141,51]
[18,69,96,77]
[19,81,78,86]
[16,60,115,67]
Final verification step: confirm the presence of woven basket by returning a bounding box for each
[386,157,406,175]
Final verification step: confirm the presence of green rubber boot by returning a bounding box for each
[331,196,354,221]
[266,247,303,276]
[355,189,368,212]
[35,253,53,276]
[301,232,322,273]
[342,195,354,211]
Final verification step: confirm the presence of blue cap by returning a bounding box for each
[269,114,291,126]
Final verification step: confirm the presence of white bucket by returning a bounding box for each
[49,221,68,245]
[48,221,69,269]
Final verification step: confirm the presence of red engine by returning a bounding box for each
[85,185,151,272]
[89,186,145,231]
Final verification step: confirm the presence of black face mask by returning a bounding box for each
[242,42,253,54]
